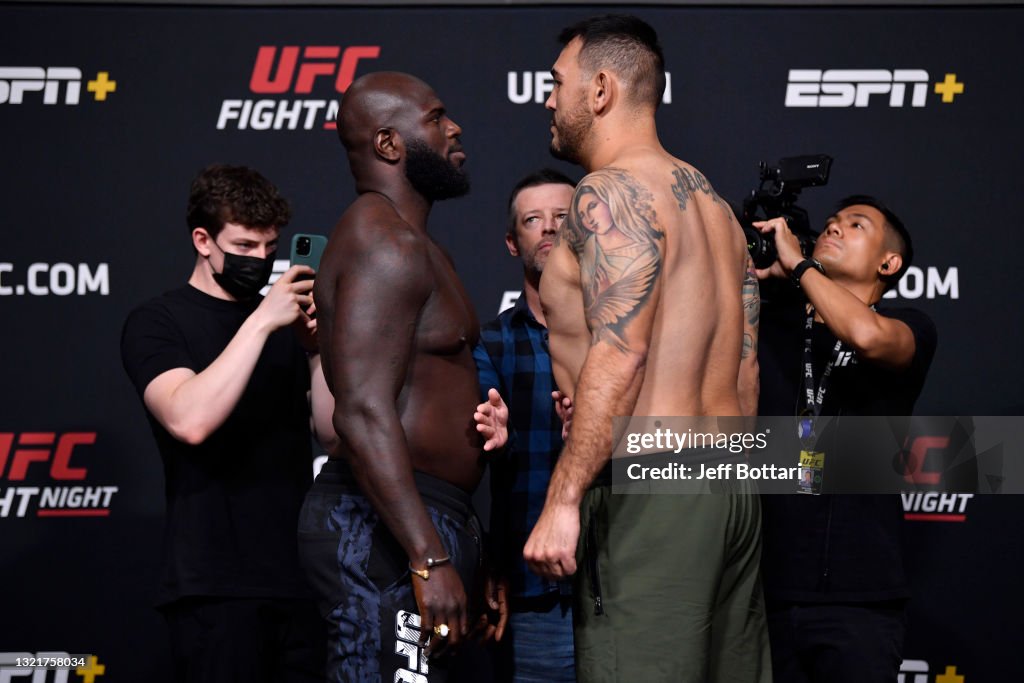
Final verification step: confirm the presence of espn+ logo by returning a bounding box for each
[785,69,964,108]
[0,67,116,105]
[898,660,966,683]
[217,46,380,131]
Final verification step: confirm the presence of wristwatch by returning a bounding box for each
[791,258,826,288]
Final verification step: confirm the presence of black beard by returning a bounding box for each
[549,106,590,165]
[549,140,580,165]
[404,139,470,201]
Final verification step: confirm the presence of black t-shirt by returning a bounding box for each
[758,298,937,603]
[759,301,937,417]
[121,285,314,606]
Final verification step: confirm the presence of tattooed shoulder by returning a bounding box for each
[568,168,666,351]
[670,164,729,213]
[562,168,661,258]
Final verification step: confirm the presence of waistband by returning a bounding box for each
[592,447,746,489]
[314,458,473,523]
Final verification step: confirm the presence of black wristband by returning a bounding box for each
[791,259,825,288]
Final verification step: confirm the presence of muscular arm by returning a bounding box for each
[327,222,449,568]
[525,170,664,579]
[143,267,313,445]
[329,219,475,643]
[546,169,664,506]
[798,270,915,368]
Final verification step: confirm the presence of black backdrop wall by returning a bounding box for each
[2,3,1022,681]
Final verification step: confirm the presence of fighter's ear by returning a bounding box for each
[373,127,401,163]
[591,70,615,116]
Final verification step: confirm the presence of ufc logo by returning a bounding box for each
[785,69,929,108]
[394,610,428,683]
[0,433,94,481]
[835,351,854,367]
[249,46,380,94]
[901,435,949,486]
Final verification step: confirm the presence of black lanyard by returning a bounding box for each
[800,304,876,421]
[801,306,843,420]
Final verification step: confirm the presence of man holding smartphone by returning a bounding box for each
[121,164,335,682]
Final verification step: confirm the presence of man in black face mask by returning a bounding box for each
[120,164,336,682]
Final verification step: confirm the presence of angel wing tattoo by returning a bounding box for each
[565,168,664,352]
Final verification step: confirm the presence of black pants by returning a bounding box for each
[297,459,483,683]
[162,596,326,683]
[767,602,907,683]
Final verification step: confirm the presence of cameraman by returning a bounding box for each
[754,196,937,683]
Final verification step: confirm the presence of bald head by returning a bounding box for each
[337,72,434,152]
[336,71,469,201]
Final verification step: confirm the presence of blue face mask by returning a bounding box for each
[210,240,274,299]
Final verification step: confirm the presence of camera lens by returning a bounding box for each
[743,224,777,269]
[297,237,311,256]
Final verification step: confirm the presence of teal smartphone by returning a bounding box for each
[290,233,328,279]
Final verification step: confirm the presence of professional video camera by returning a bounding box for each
[739,154,833,269]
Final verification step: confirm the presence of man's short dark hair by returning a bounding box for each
[507,168,577,238]
[186,164,291,240]
[558,14,666,110]
[835,194,913,289]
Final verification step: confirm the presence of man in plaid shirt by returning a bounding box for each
[474,169,577,682]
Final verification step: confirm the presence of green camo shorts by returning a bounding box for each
[574,450,772,682]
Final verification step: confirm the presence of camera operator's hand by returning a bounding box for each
[752,218,805,279]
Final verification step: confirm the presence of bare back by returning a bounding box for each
[541,152,748,417]
[316,193,484,492]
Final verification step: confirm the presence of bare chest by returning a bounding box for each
[417,245,479,354]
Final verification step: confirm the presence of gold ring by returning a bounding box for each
[433,624,450,638]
